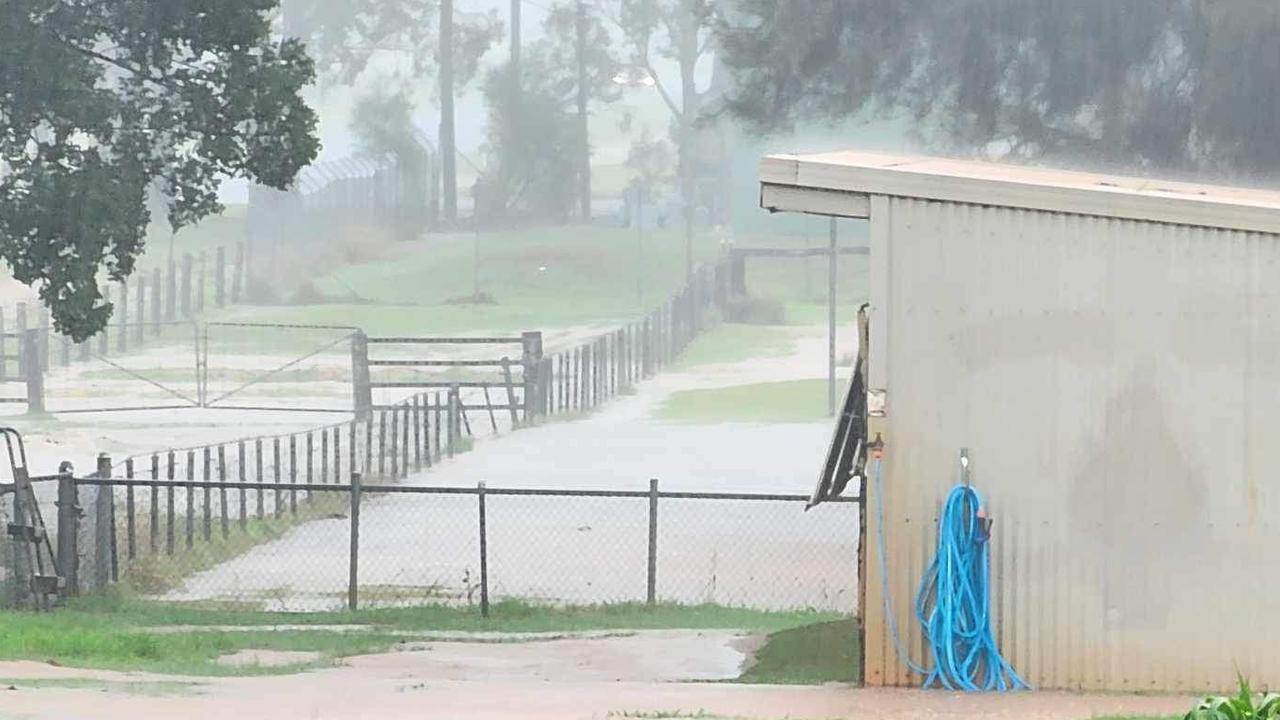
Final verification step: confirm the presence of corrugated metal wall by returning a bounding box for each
[864,195,1280,692]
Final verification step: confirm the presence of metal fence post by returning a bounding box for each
[166,257,177,321]
[180,253,193,317]
[232,242,244,304]
[215,245,227,308]
[135,274,146,345]
[647,478,659,606]
[55,465,79,598]
[348,472,362,611]
[478,481,489,619]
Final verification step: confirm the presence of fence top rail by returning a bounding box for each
[730,246,870,259]
[369,381,520,389]
[206,321,361,332]
[367,337,525,345]
[367,359,521,368]
[69,476,862,503]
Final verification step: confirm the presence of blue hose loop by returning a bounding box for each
[872,457,1031,692]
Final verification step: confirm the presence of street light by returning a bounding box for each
[611,66,656,88]
[613,65,659,308]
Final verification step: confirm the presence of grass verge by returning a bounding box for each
[656,379,832,425]
[671,324,796,370]
[735,619,861,685]
[0,599,845,676]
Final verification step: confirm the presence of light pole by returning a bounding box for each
[613,67,658,309]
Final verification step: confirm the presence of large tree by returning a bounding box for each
[717,1,1280,180]
[282,0,501,225]
[477,2,620,223]
[602,0,717,277]
[0,0,319,340]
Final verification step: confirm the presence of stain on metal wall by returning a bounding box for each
[864,196,1279,692]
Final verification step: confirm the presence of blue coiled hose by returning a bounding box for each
[873,458,1031,692]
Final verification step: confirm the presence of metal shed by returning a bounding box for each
[762,151,1280,692]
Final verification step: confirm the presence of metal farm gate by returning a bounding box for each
[353,332,544,436]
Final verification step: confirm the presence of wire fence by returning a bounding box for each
[69,473,859,614]
[535,260,727,417]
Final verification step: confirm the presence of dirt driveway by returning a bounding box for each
[0,631,1190,719]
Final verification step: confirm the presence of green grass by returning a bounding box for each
[293,225,723,332]
[61,595,838,633]
[735,619,861,685]
[671,324,796,370]
[657,379,833,425]
[0,598,845,676]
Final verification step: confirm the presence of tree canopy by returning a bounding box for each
[0,0,319,340]
[282,0,501,89]
[717,1,1280,180]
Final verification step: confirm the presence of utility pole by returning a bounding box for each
[440,0,457,225]
[575,0,591,222]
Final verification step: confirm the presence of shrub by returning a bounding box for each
[720,294,786,325]
[1187,676,1280,720]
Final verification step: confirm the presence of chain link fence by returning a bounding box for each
[71,475,858,614]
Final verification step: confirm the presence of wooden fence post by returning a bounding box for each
[181,253,193,317]
[22,330,44,414]
[237,440,247,532]
[37,307,49,371]
[255,437,264,519]
[185,449,195,550]
[166,257,177,321]
[165,450,175,556]
[390,408,399,479]
[197,251,207,313]
[218,445,229,539]
[135,274,146,345]
[98,286,110,357]
[273,437,282,519]
[149,454,159,554]
[232,242,244,304]
[215,246,227,308]
[333,426,341,485]
[151,267,162,336]
[321,426,329,484]
[124,458,136,561]
[351,331,372,419]
[118,280,128,354]
[15,303,27,379]
[447,388,459,457]
[521,331,543,423]
[94,454,115,589]
[202,447,212,542]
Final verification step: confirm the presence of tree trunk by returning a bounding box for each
[440,0,458,225]
[677,0,701,279]
[575,0,591,222]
